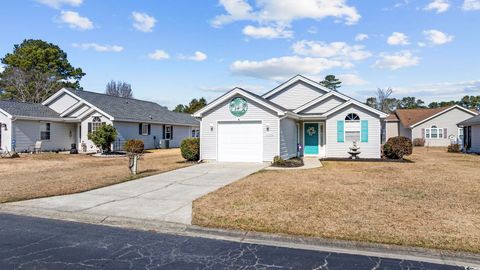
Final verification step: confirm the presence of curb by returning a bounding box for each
[1,205,479,268]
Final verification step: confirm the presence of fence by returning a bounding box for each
[112,139,127,152]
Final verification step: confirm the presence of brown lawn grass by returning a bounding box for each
[193,147,480,253]
[0,149,191,203]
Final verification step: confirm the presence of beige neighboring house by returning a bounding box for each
[385,105,478,147]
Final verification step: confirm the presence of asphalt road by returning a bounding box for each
[0,214,466,270]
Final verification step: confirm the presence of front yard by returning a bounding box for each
[193,147,480,253]
[0,149,191,203]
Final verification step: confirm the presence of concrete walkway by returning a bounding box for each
[265,157,322,170]
[5,162,267,224]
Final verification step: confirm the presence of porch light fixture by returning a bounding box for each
[210,123,214,131]
[1,123,6,131]
[266,124,270,132]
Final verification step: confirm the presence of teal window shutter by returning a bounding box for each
[361,120,368,142]
[337,120,344,143]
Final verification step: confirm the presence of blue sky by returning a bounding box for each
[1,0,479,108]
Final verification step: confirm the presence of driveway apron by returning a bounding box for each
[6,162,267,224]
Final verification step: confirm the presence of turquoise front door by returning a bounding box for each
[304,123,319,155]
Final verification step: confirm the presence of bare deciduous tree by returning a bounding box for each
[377,87,393,113]
[105,81,133,98]
[1,67,59,102]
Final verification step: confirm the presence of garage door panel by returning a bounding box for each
[218,121,262,162]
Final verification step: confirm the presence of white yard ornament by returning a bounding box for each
[307,126,316,136]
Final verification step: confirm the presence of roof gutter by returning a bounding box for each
[113,118,199,127]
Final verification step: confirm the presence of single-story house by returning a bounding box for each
[457,114,480,153]
[0,88,199,152]
[385,105,478,147]
[193,75,388,162]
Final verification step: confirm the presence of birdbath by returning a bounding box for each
[348,141,361,159]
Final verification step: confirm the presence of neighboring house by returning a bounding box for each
[385,105,478,147]
[0,89,199,152]
[457,114,480,153]
[193,75,388,162]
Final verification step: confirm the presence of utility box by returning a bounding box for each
[160,139,170,149]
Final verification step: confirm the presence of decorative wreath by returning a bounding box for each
[307,126,316,136]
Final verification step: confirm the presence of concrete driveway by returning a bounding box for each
[5,162,266,224]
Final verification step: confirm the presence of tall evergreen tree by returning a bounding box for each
[173,98,207,114]
[0,39,85,102]
[319,75,342,91]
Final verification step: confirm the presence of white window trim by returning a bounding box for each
[344,113,361,143]
[40,122,51,141]
[91,116,102,133]
[141,123,149,136]
[425,126,444,140]
[191,128,200,138]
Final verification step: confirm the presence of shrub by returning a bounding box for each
[272,156,285,166]
[124,139,144,154]
[124,140,144,175]
[383,136,413,159]
[447,143,461,153]
[181,138,200,161]
[87,124,117,152]
[413,138,425,147]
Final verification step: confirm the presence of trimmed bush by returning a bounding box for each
[413,138,425,147]
[124,139,144,154]
[272,155,285,166]
[383,136,413,159]
[447,143,461,153]
[181,138,200,161]
[87,124,117,152]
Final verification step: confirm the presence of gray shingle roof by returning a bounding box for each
[68,90,199,126]
[458,114,480,126]
[0,100,61,118]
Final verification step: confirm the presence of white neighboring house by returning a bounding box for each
[193,75,388,162]
[0,89,199,152]
[458,114,480,153]
[385,105,478,147]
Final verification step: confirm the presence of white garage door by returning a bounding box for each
[218,121,263,162]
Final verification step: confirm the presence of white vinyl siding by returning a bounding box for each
[47,93,80,114]
[326,105,381,158]
[200,94,279,162]
[113,121,162,150]
[68,105,90,118]
[267,81,327,110]
[300,96,344,114]
[279,117,298,159]
[0,112,12,151]
[412,107,476,147]
[12,120,76,152]
[385,121,399,141]
[80,113,113,151]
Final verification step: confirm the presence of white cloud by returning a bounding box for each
[373,51,420,70]
[212,0,361,37]
[58,11,93,30]
[36,0,82,9]
[337,74,368,86]
[148,50,170,60]
[463,0,480,10]
[72,43,124,52]
[179,51,208,61]
[355,33,369,41]
[423,29,454,45]
[132,12,156,32]
[424,0,450,13]
[387,32,409,45]
[393,80,480,100]
[231,56,351,81]
[242,25,293,39]
[292,40,372,61]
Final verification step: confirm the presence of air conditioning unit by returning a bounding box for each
[160,139,170,149]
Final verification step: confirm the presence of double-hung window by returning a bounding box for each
[425,125,443,139]
[165,125,172,140]
[191,128,200,138]
[345,113,361,142]
[40,123,51,140]
[91,116,102,132]
[141,123,149,135]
